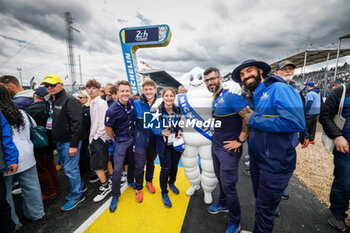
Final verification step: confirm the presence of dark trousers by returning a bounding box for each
[250,158,293,233]
[125,145,135,184]
[79,139,90,175]
[134,145,157,190]
[0,172,15,233]
[306,114,318,141]
[212,142,241,225]
[158,145,181,195]
[330,150,350,219]
[112,137,133,197]
[34,147,60,196]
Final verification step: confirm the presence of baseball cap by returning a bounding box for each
[35,86,48,97]
[305,82,315,87]
[276,60,296,71]
[40,74,63,85]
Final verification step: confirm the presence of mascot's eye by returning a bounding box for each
[189,75,194,81]
[198,75,203,80]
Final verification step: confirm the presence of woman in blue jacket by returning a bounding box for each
[152,88,183,208]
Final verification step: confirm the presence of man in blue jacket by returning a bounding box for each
[232,59,305,233]
[0,111,19,233]
[133,80,159,203]
[305,82,321,144]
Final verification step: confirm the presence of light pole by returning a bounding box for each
[17,68,23,86]
[334,33,350,81]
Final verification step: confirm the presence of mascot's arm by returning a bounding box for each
[223,81,242,95]
[150,98,163,112]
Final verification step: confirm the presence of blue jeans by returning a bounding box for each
[4,166,45,226]
[56,141,84,200]
[330,150,350,219]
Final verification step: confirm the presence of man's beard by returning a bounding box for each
[207,82,221,93]
[243,71,261,91]
[282,74,293,83]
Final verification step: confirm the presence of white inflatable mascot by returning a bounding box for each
[151,67,241,204]
[179,67,217,204]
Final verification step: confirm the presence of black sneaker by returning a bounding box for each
[89,175,99,183]
[243,169,251,176]
[328,214,348,232]
[93,185,112,202]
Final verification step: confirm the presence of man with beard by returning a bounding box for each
[275,60,309,147]
[232,59,305,233]
[204,67,251,233]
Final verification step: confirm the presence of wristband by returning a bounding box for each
[237,138,245,144]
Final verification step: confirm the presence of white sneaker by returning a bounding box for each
[93,185,112,203]
[244,161,250,167]
[121,175,127,183]
[12,187,22,195]
[244,155,250,160]
[186,185,200,196]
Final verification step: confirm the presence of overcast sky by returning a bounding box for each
[0,0,350,86]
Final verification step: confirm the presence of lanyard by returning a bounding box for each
[212,89,225,115]
[116,100,133,114]
[116,100,133,130]
[48,101,53,116]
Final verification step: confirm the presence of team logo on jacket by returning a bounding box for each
[261,92,269,100]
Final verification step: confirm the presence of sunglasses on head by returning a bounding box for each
[44,83,58,88]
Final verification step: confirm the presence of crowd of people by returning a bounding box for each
[0,57,349,233]
[293,62,350,97]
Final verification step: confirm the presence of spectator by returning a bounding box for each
[319,84,350,232]
[178,85,186,94]
[151,87,183,207]
[0,75,34,110]
[26,87,60,201]
[41,74,85,211]
[86,80,113,203]
[77,90,92,177]
[305,82,321,144]
[109,85,118,101]
[0,107,19,233]
[99,87,105,99]
[103,83,115,107]
[0,85,45,230]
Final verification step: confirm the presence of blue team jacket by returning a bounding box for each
[133,94,157,148]
[0,112,19,172]
[248,75,306,173]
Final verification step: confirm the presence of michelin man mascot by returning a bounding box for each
[151,67,241,204]
[178,67,241,204]
[177,67,216,204]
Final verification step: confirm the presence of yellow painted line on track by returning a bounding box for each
[84,165,191,233]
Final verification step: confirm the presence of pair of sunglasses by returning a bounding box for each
[44,83,58,88]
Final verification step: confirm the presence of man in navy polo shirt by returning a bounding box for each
[105,80,135,212]
[204,67,250,233]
